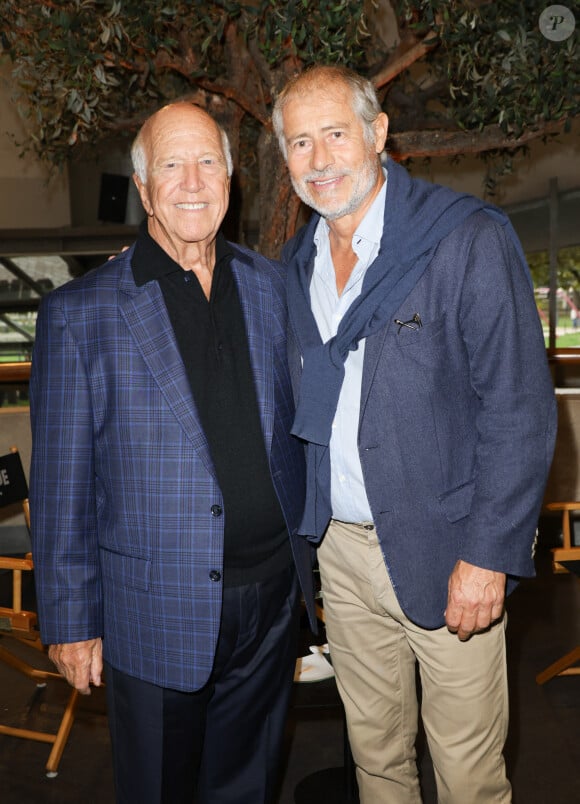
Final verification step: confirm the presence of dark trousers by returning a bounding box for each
[105,566,300,804]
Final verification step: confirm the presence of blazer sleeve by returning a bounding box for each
[456,216,557,575]
[29,292,103,645]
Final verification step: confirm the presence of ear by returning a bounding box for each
[133,173,153,216]
[374,112,389,154]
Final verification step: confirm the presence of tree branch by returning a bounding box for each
[149,58,270,126]
[372,32,439,90]
[388,119,570,160]
[153,27,270,127]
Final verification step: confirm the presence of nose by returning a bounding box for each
[181,162,204,191]
[311,139,334,172]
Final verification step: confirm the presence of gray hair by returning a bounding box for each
[131,103,234,181]
[272,65,383,160]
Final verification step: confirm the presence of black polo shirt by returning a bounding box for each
[131,224,292,587]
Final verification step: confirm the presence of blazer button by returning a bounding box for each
[209,570,222,582]
[211,504,223,517]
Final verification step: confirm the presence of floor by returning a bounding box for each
[0,520,579,803]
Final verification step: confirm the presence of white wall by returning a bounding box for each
[544,391,580,504]
[407,120,580,206]
[0,60,70,229]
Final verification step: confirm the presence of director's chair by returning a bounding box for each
[535,501,580,685]
[0,446,79,776]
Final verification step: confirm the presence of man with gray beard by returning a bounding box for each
[273,64,556,803]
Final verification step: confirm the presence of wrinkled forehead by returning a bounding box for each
[281,81,360,139]
[285,75,353,108]
[145,104,224,156]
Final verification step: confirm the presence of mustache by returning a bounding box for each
[301,167,353,183]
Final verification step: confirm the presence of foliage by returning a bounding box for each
[528,245,580,292]
[0,0,578,252]
[396,0,577,137]
[0,0,369,167]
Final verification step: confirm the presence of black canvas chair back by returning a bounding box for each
[0,449,29,511]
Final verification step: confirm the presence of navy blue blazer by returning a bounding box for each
[287,210,557,629]
[29,242,315,692]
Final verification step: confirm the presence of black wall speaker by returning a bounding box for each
[98,173,130,223]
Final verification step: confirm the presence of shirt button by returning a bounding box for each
[209,570,222,582]
[211,504,222,517]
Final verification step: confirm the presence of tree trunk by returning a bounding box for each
[257,126,303,259]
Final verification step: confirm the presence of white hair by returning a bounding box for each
[272,65,383,161]
[130,103,234,181]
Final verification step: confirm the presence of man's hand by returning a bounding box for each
[445,560,506,641]
[48,638,103,695]
[108,245,129,261]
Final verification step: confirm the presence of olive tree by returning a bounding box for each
[1,0,577,255]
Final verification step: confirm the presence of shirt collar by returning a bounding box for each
[354,168,387,253]
[131,220,233,287]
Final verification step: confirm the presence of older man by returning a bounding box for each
[29,101,314,804]
[273,65,556,803]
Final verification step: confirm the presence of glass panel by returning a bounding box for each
[529,246,580,348]
[9,255,72,290]
[0,255,73,406]
[0,256,72,364]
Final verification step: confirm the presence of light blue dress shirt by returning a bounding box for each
[310,174,387,523]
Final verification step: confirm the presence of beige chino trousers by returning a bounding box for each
[318,520,512,804]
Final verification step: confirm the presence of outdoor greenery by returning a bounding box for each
[529,246,580,292]
[1,0,578,255]
[530,245,580,347]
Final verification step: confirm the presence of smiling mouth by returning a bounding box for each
[176,202,208,210]
[309,176,341,189]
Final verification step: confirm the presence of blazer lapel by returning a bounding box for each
[230,257,275,454]
[360,321,390,420]
[118,264,217,479]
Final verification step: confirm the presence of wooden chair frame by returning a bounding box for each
[0,447,79,776]
[535,501,580,685]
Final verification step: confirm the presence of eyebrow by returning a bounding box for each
[153,150,225,164]
[287,122,352,142]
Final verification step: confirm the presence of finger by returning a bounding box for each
[466,602,505,638]
[473,602,495,632]
[73,669,92,695]
[75,682,92,695]
[490,600,504,623]
[59,654,92,693]
[90,655,103,688]
[444,600,463,630]
[456,608,478,641]
[61,665,90,694]
[446,607,469,637]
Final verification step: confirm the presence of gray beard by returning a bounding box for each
[290,160,379,221]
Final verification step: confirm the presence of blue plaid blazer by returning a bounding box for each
[29,242,314,692]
